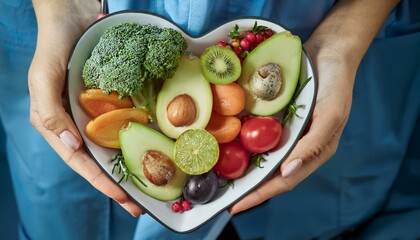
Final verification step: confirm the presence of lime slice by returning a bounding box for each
[174,129,219,175]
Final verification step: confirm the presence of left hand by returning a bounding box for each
[29,0,143,217]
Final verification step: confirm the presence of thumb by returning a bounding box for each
[279,110,347,184]
[28,61,82,154]
[28,65,143,217]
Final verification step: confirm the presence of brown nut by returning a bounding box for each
[142,150,176,186]
[166,94,197,127]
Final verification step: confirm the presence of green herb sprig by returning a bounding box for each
[111,152,147,187]
[282,76,312,125]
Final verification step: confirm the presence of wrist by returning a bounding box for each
[303,35,359,81]
[303,0,400,76]
[33,0,99,34]
[32,1,99,72]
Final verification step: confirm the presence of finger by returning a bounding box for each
[30,108,144,216]
[28,71,81,154]
[229,107,348,214]
[70,150,143,217]
[28,71,143,216]
[282,103,349,176]
[229,172,288,214]
[29,68,80,139]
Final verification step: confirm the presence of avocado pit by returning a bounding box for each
[166,94,197,127]
[249,63,282,101]
[142,150,176,186]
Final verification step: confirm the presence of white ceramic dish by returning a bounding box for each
[67,11,317,233]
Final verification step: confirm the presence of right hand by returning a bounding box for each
[229,38,355,214]
[28,0,143,217]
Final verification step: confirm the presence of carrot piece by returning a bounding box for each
[85,108,148,149]
[205,111,241,144]
[211,82,246,116]
[79,89,133,118]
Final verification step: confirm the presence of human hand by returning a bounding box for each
[229,41,355,214]
[28,0,143,217]
[228,0,399,215]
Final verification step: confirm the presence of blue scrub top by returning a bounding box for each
[110,0,420,239]
[1,0,419,239]
[109,0,335,40]
[109,1,420,239]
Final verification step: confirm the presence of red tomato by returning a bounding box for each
[240,116,282,153]
[213,141,250,179]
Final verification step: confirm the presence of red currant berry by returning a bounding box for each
[217,41,229,48]
[171,202,183,213]
[246,32,256,43]
[181,200,192,211]
[232,47,242,57]
[240,38,250,50]
[255,33,265,44]
[248,41,258,51]
[264,28,274,38]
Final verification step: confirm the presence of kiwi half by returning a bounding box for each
[199,46,241,85]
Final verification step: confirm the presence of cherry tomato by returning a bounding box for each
[240,116,282,153]
[213,141,250,179]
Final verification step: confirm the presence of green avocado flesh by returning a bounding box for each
[119,122,188,201]
[238,31,302,116]
[156,54,213,139]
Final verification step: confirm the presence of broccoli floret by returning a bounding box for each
[82,22,188,118]
[142,28,188,80]
[82,54,102,89]
[144,40,182,80]
[155,28,188,52]
[98,53,145,97]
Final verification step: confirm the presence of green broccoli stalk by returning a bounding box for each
[130,77,161,122]
[82,23,188,120]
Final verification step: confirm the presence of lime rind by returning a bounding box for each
[174,129,219,175]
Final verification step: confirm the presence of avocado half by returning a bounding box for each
[156,54,213,139]
[119,122,188,201]
[237,31,302,116]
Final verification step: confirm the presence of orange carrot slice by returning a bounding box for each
[205,111,241,144]
[85,108,148,149]
[79,89,133,118]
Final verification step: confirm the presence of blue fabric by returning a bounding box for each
[355,120,420,240]
[1,0,419,239]
[122,1,420,239]
[0,1,137,240]
[259,30,420,240]
[109,0,335,40]
[133,211,232,240]
[0,121,19,240]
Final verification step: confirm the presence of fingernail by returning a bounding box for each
[60,130,80,151]
[282,158,302,178]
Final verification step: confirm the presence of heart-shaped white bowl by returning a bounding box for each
[67,11,316,233]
